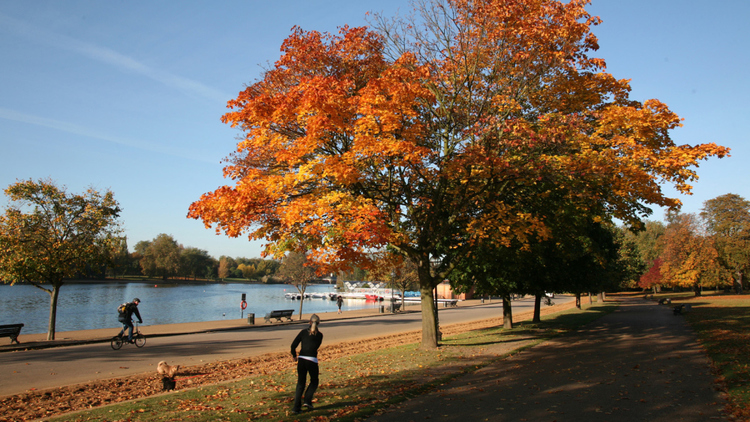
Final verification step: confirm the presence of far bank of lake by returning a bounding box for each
[0,281,388,335]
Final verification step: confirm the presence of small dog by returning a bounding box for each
[157,361,179,391]
[157,361,180,378]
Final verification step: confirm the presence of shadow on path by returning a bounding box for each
[368,298,726,422]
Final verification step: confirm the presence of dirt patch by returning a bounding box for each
[0,304,573,421]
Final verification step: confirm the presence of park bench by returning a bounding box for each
[388,302,402,312]
[439,299,458,307]
[264,309,294,323]
[0,323,24,344]
[673,304,692,315]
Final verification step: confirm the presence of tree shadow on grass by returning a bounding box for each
[442,336,533,348]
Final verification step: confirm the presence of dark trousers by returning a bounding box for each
[294,358,319,410]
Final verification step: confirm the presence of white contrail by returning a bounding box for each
[0,12,230,103]
[0,107,217,164]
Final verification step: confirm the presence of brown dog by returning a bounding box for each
[157,361,179,378]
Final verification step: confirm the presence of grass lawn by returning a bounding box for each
[49,302,616,422]
[668,294,750,420]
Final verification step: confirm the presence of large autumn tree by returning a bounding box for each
[0,179,121,340]
[189,0,728,348]
[660,212,722,295]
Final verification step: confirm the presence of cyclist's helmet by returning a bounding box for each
[133,298,141,304]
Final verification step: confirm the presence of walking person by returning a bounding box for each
[117,298,143,343]
[290,314,323,414]
[337,295,343,314]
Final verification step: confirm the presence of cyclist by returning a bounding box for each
[117,298,143,343]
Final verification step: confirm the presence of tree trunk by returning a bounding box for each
[533,293,542,323]
[297,285,307,320]
[575,293,581,309]
[598,292,605,302]
[47,283,62,341]
[502,294,513,329]
[735,271,744,294]
[433,287,441,342]
[419,284,438,349]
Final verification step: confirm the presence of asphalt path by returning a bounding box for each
[0,296,572,397]
[368,297,725,422]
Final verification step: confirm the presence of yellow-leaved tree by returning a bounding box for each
[660,211,722,295]
[189,0,728,348]
[0,179,122,340]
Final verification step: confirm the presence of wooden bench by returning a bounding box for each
[264,309,294,323]
[0,323,24,344]
[388,302,402,312]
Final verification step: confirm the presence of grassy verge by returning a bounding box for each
[676,295,750,420]
[50,302,617,422]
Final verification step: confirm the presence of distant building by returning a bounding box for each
[436,280,474,300]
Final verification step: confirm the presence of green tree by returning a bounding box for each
[277,251,317,320]
[701,194,750,293]
[0,179,121,340]
[139,234,182,280]
[181,247,214,280]
[253,259,281,281]
[615,226,648,290]
[618,221,665,291]
[563,222,623,308]
[632,221,666,265]
[105,236,130,278]
[450,244,520,329]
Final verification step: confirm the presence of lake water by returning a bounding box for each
[0,282,388,335]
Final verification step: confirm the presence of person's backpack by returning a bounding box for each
[117,303,129,317]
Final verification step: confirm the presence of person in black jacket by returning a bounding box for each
[117,298,143,343]
[290,314,323,413]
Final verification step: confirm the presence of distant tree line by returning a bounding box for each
[617,193,750,296]
[105,233,282,282]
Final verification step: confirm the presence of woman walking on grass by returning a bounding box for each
[290,314,323,414]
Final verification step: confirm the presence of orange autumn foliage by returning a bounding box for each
[660,212,722,292]
[189,0,729,347]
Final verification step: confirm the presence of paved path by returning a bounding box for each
[0,297,571,397]
[368,298,726,422]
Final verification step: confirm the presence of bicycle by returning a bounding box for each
[111,321,146,350]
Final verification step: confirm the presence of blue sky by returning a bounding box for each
[1,1,748,260]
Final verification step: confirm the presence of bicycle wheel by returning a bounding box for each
[134,333,146,348]
[111,336,123,350]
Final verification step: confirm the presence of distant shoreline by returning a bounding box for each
[5,279,337,286]
[7,279,269,286]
